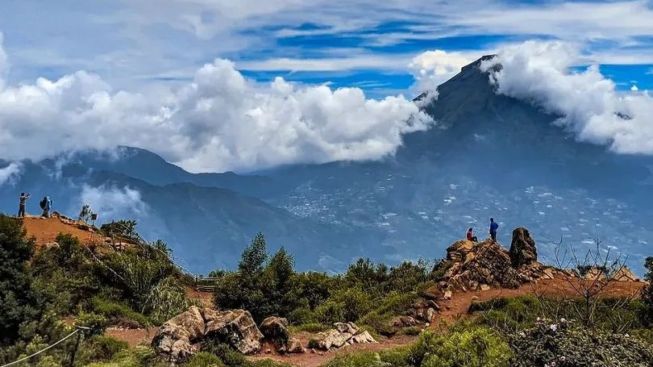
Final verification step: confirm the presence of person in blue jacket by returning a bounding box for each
[489,218,499,242]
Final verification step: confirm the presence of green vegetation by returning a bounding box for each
[214,233,431,329]
[325,327,511,367]
[1,218,651,366]
[0,216,191,366]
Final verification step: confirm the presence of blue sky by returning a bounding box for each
[1,0,652,98]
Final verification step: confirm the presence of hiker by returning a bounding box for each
[40,196,52,218]
[79,204,92,222]
[18,192,30,217]
[466,227,478,242]
[489,218,499,242]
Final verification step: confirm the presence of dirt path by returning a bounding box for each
[248,334,416,367]
[247,278,645,367]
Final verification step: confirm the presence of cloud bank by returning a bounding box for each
[0,37,432,173]
[0,162,21,186]
[80,185,148,220]
[482,41,653,155]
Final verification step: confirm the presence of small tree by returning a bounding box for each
[239,232,267,275]
[554,239,629,328]
[0,215,41,346]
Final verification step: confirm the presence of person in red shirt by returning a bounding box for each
[466,227,478,242]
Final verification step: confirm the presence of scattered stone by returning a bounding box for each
[444,290,453,300]
[312,322,377,351]
[419,287,442,301]
[287,338,306,354]
[480,284,490,291]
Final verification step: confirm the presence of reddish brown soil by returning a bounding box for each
[186,287,215,308]
[20,216,104,248]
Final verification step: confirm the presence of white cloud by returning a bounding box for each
[0,162,21,186]
[0,38,432,173]
[409,50,475,93]
[80,185,148,220]
[481,40,653,155]
[0,32,7,89]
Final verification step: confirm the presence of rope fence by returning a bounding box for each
[0,327,91,367]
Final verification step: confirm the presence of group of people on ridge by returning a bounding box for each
[17,192,95,223]
[18,192,52,218]
[466,217,499,243]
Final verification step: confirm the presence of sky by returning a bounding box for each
[0,0,652,172]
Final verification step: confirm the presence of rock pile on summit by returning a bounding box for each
[441,227,565,291]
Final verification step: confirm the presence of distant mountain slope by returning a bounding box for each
[0,161,380,273]
[1,56,651,273]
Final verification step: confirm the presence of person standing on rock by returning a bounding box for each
[466,227,478,242]
[18,192,30,217]
[489,218,499,242]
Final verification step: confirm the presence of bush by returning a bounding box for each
[202,342,246,367]
[142,276,190,325]
[0,215,41,346]
[81,335,129,363]
[91,297,150,327]
[76,311,109,336]
[509,320,653,367]
[408,328,511,367]
[185,352,225,367]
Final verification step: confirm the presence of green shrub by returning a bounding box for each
[86,346,168,367]
[509,320,653,367]
[142,276,190,325]
[184,352,225,367]
[408,328,511,367]
[202,342,246,367]
[359,311,396,336]
[325,352,388,367]
[91,297,150,327]
[81,335,129,363]
[287,307,316,325]
[289,322,329,333]
[76,311,109,336]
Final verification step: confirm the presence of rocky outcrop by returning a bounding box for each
[445,240,521,289]
[152,306,263,363]
[510,227,537,267]
[311,322,377,350]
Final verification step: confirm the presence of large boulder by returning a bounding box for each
[510,227,537,267]
[151,306,205,362]
[259,316,290,351]
[204,309,264,355]
[152,306,263,363]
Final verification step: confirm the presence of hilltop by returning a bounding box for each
[3,214,650,367]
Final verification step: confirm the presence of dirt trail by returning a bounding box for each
[247,278,645,367]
